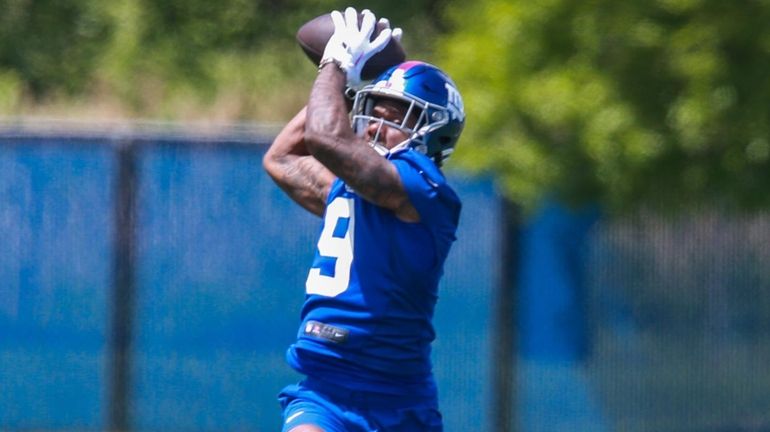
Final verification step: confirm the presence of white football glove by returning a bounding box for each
[377,17,403,43]
[320,7,396,87]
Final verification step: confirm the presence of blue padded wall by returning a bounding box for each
[0,136,499,432]
[0,139,113,431]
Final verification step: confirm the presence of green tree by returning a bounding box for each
[0,0,111,98]
[102,0,446,118]
[0,1,447,120]
[439,0,770,213]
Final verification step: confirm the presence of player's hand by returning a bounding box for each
[320,7,395,87]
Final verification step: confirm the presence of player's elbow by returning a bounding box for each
[262,147,274,173]
[262,146,282,181]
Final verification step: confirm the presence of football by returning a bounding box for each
[296,12,406,81]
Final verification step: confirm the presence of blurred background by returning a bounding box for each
[1,0,770,431]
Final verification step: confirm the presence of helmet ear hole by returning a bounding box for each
[439,136,452,145]
[431,111,446,122]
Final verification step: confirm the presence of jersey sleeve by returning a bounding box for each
[390,150,461,232]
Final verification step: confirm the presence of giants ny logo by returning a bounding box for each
[445,83,465,121]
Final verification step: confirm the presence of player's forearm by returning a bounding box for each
[265,107,310,159]
[304,66,390,197]
[305,65,358,160]
[267,157,334,216]
[264,107,335,216]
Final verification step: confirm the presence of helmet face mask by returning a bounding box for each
[352,92,444,156]
[351,61,465,166]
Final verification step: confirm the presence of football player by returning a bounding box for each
[263,7,465,432]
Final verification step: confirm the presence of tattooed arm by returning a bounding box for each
[263,107,337,217]
[304,64,420,222]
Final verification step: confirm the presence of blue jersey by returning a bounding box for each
[286,149,461,397]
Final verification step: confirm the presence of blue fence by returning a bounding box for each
[3,128,769,431]
[0,130,500,432]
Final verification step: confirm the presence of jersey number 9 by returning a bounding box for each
[306,197,355,297]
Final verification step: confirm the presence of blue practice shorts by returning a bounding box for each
[278,377,443,432]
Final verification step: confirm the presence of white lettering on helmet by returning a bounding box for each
[445,83,465,121]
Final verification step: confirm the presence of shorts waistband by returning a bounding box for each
[302,377,437,410]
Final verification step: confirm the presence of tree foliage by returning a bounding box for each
[0,0,445,121]
[439,0,770,213]
[0,0,111,97]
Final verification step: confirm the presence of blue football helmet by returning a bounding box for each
[351,61,465,166]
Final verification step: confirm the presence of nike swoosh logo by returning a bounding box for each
[285,410,305,424]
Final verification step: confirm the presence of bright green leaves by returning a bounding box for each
[440,0,770,213]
